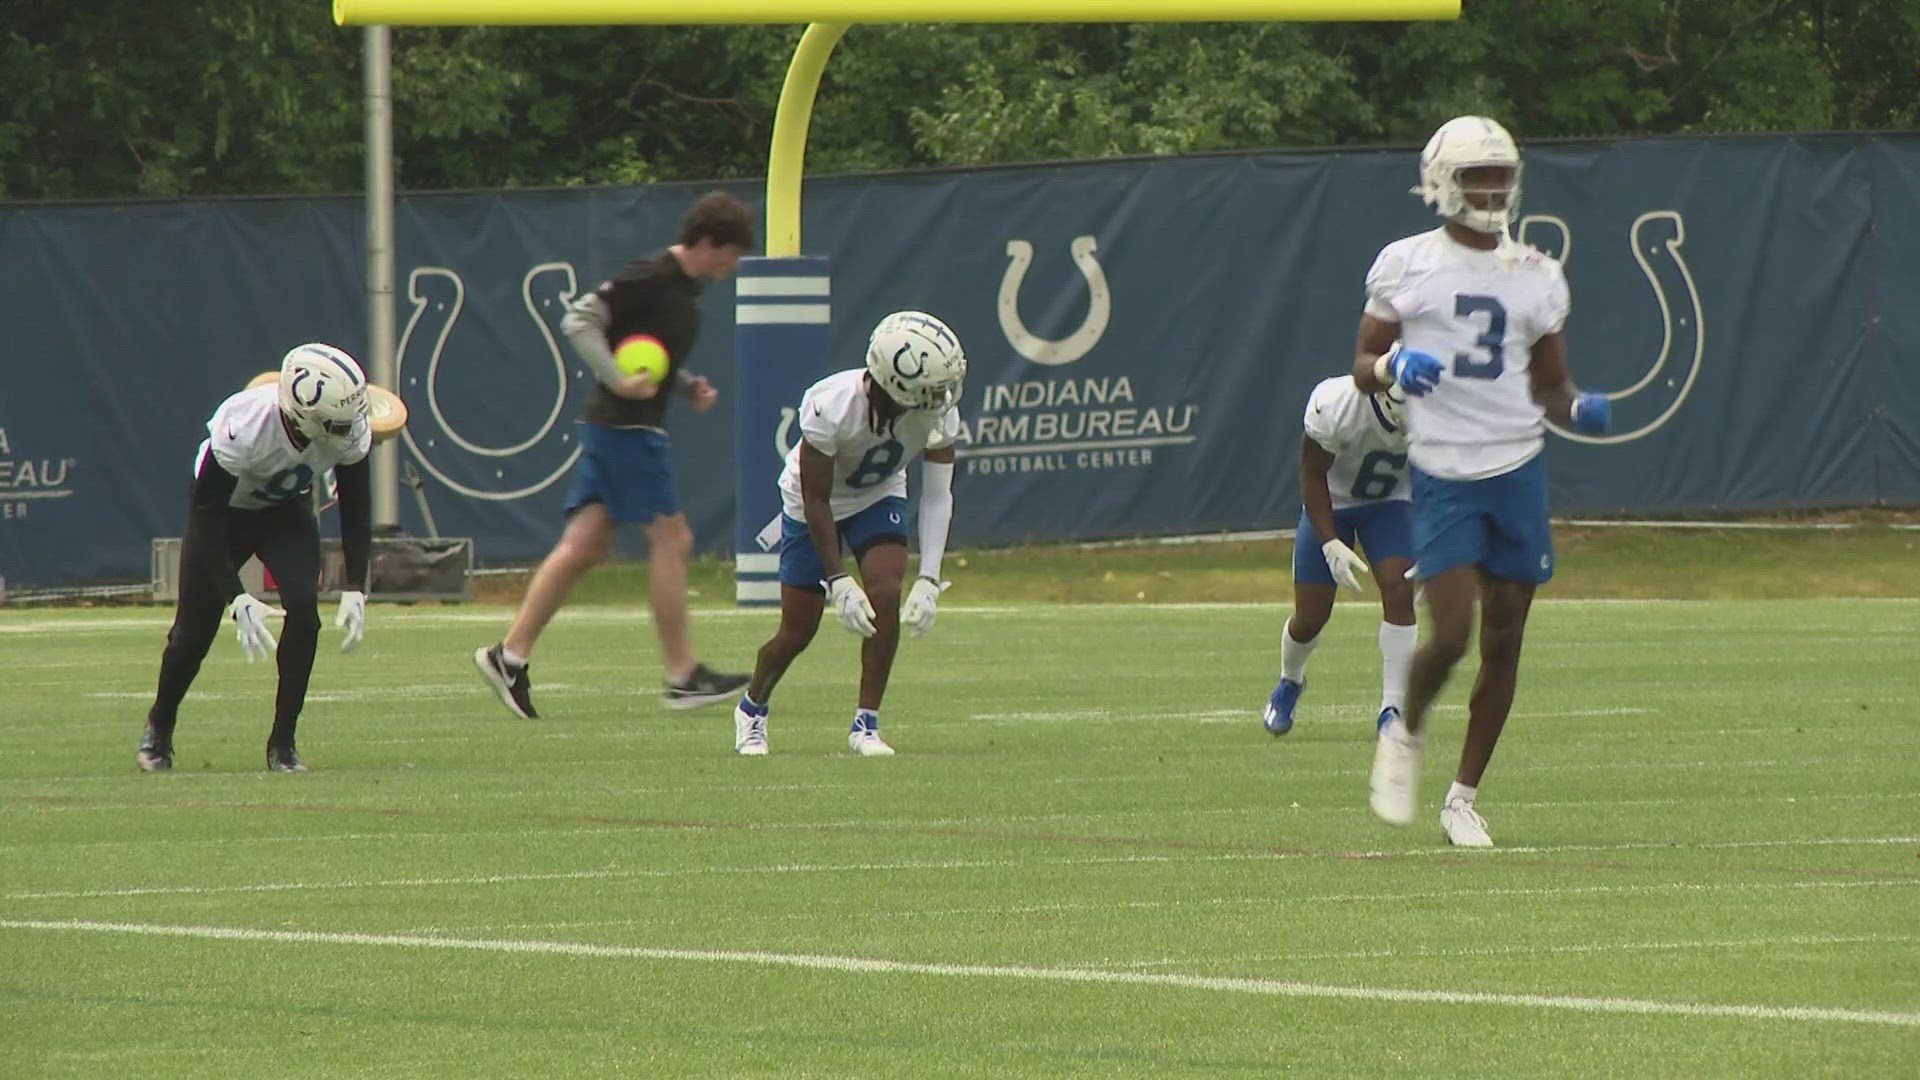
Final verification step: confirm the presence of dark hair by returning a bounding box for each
[677,191,756,250]
[864,373,902,437]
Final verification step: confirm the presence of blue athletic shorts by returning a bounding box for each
[1294,501,1415,586]
[779,496,910,591]
[564,424,679,524]
[1410,454,1554,584]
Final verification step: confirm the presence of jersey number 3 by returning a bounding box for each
[1453,294,1507,380]
[847,440,905,489]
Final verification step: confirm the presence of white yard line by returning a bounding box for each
[7,786,1915,825]
[8,838,1914,902]
[0,853,1197,901]
[1117,932,1920,969]
[2,918,1914,1029]
[904,877,1919,920]
[80,685,556,703]
[5,597,1914,634]
[966,706,1656,724]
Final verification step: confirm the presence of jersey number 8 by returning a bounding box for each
[847,440,905,489]
[250,464,314,506]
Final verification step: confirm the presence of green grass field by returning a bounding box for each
[3,598,1917,1077]
[513,522,1920,606]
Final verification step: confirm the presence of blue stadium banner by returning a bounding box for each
[3,135,1916,587]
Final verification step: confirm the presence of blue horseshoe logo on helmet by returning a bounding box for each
[290,369,326,407]
[892,342,924,380]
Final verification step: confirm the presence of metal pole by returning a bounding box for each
[365,25,400,529]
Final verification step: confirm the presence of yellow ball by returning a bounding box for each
[615,334,670,381]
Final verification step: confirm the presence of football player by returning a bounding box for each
[732,311,965,756]
[138,344,376,773]
[1263,374,1416,738]
[1354,116,1611,845]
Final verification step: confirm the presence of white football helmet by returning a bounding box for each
[866,311,965,411]
[278,343,370,443]
[1417,115,1523,235]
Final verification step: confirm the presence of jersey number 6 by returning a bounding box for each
[1453,294,1507,380]
[1351,451,1406,501]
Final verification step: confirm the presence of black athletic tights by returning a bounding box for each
[147,503,323,749]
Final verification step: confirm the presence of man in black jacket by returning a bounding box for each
[475,191,756,718]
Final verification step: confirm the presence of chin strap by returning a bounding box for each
[1495,223,1525,266]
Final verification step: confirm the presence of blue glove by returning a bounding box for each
[1571,392,1611,435]
[1387,348,1444,397]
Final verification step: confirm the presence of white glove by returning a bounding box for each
[335,590,367,653]
[901,576,951,638]
[1321,539,1371,593]
[228,593,283,662]
[825,574,877,638]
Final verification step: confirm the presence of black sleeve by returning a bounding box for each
[599,275,660,340]
[186,461,248,605]
[334,457,374,592]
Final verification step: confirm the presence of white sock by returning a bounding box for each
[1280,618,1319,683]
[1446,781,1477,806]
[501,646,528,669]
[1378,621,1416,712]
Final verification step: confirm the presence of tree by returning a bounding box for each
[878,23,1368,166]
[1,2,1914,201]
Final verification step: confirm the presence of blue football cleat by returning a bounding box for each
[1264,679,1304,736]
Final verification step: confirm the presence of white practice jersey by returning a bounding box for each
[1303,376,1410,509]
[778,368,961,521]
[1364,228,1570,480]
[195,385,372,510]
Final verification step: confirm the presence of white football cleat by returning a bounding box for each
[1440,798,1494,848]
[734,704,769,756]
[848,728,895,757]
[1369,714,1423,826]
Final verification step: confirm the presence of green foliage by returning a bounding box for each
[0,1,363,198]
[1,1,1915,201]
[892,24,1369,165]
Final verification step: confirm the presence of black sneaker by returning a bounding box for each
[266,744,308,774]
[662,664,751,711]
[137,724,173,772]
[474,644,538,719]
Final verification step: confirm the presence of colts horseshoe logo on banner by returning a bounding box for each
[395,263,588,501]
[1519,210,1705,445]
[998,236,1112,367]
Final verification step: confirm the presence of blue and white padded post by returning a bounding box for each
[734,257,832,606]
